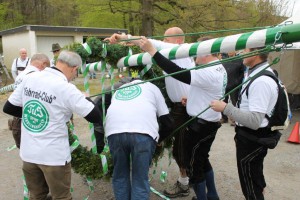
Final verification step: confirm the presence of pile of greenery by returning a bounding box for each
[68,36,174,179]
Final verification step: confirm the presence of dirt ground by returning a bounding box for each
[0,91,299,200]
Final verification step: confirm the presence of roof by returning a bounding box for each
[0,25,128,36]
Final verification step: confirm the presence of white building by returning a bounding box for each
[0,25,127,67]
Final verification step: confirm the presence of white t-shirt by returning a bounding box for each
[11,57,30,80]
[149,39,195,102]
[105,80,169,142]
[188,61,227,122]
[8,67,94,166]
[50,58,56,68]
[14,65,38,89]
[239,63,278,127]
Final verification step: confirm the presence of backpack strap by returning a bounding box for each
[25,58,29,66]
[239,70,280,120]
[245,70,278,97]
[26,70,35,75]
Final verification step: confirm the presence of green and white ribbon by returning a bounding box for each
[82,61,111,154]
[100,61,107,125]
[101,43,107,58]
[69,122,80,153]
[0,84,14,94]
[160,171,167,183]
[168,148,172,166]
[117,24,300,68]
[6,144,16,151]
[83,178,94,200]
[150,186,170,200]
[82,64,96,154]
[100,154,108,174]
[109,66,115,95]
[22,175,29,200]
[82,43,92,55]
[86,177,94,192]
[139,64,152,77]
[70,140,79,153]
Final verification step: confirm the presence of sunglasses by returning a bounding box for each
[53,50,60,53]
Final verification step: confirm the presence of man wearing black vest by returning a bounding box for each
[11,48,30,80]
[211,47,279,200]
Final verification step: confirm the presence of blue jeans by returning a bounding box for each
[108,133,156,200]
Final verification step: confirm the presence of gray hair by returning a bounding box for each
[30,53,50,64]
[57,50,82,68]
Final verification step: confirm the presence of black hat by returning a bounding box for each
[51,43,61,52]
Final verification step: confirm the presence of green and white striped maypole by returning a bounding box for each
[0,84,14,94]
[117,23,300,68]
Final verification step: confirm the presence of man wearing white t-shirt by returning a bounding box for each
[10,53,50,149]
[105,79,174,200]
[211,48,279,200]
[11,48,31,80]
[106,28,195,198]
[139,36,226,200]
[3,51,101,200]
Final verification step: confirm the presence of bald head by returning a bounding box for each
[19,48,28,60]
[163,27,185,44]
[30,53,50,71]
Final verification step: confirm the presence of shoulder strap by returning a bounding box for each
[26,71,35,75]
[245,70,281,121]
[237,70,278,108]
[245,70,279,97]
[25,58,29,66]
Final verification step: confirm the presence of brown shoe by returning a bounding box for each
[163,181,189,198]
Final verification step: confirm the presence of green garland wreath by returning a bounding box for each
[67,37,174,179]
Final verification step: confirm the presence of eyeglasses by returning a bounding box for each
[53,50,60,53]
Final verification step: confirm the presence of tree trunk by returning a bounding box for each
[140,0,153,36]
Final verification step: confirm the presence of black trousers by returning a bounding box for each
[170,103,190,169]
[235,127,268,200]
[185,118,221,184]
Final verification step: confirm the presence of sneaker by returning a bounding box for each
[163,181,189,198]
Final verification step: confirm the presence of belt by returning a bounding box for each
[17,67,26,71]
[235,126,273,137]
[192,117,220,125]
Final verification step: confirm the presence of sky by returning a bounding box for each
[289,0,300,16]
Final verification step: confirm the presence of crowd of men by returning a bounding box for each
[3,27,282,200]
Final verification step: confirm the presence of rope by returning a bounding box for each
[169,55,281,139]
[90,46,278,98]
[87,46,280,147]
[117,26,272,42]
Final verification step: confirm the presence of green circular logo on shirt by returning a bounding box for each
[115,85,142,100]
[23,100,49,133]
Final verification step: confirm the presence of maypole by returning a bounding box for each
[116,23,300,68]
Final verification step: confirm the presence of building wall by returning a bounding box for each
[1,26,127,69]
[269,50,300,94]
[36,36,74,61]
[3,32,31,68]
